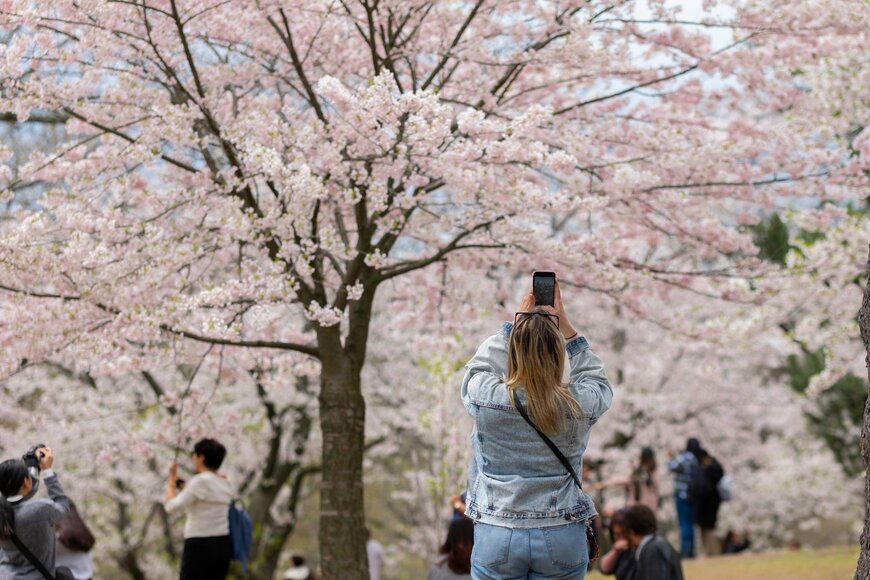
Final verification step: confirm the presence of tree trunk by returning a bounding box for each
[855,244,870,580]
[317,286,376,579]
[318,355,368,578]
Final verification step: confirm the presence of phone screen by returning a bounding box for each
[533,272,556,307]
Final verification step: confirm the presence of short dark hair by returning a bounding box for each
[0,460,29,497]
[193,438,226,470]
[624,505,658,536]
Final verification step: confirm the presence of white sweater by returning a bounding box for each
[165,472,234,538]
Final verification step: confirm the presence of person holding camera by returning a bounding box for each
[0,446,71,579]
[165,438,234,580]
[460,277,613,579]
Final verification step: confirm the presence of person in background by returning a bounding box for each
[623,505,683,580]
[0,447,71,578]
[721,529,751,554]
[284,554,317,580]
[598,509,637,580]
[365,527,385,580]
[449,492,467,522]
[165,438,234,580]
[427,517,474,580]
[55,500,95,580]
[595,447,660,514]
[690,449,724,557]
[666,438,701,559]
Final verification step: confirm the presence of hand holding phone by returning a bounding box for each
[531,273,578,339]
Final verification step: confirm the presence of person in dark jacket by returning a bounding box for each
[623,505,684,580]
[689,449,724,557]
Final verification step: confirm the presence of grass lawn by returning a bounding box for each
[586,545,859,580]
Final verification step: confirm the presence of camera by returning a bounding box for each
[22,444,47,472]
[19,444,47,499]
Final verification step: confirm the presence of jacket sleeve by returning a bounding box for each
[566,337,613,423]
[36,473,70,525]
[460,329,509,410]
[668,454,689,474]
[165,477,198,514]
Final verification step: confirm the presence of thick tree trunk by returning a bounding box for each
[856,245,870,580]
[317,285,376,579]
[318,355,368,578]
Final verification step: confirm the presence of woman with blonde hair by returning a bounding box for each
[461,278,613,579]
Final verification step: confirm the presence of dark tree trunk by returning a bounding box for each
[856,244,870,580]
[318,355,368,578]
[316,287,375,579]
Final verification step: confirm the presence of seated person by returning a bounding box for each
[599,508,637,580]
[623,505,684,580]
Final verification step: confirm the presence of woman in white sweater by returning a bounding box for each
[165,438,234,580]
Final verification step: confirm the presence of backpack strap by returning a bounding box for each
[9,532,56,580]
[512,393,583,491]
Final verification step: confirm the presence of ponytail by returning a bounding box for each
[0,459,30,539]
[0,497,14,540]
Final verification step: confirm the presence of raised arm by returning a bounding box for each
[165,462,197,514]
[460,328,510,410]
[566,339,613,422]
[34,448,70,524]
[553,281,612,422]
[165,482,197,515]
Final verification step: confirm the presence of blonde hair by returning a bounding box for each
[507,308,582,434]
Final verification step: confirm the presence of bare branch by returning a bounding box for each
[421,0,485,90]
[378,217,510,281]
[267,9,328,124]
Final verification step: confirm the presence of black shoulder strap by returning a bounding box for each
[9,532,56,580]
[512,393,583,491]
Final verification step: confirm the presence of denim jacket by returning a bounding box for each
[460,322,613,528]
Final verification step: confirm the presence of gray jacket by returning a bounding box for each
[0,473,70,579]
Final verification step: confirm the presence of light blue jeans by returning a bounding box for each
[471,522,588,579]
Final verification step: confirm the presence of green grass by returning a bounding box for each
[587,545,859,580]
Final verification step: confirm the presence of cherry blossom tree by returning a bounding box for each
[1,0,868,576]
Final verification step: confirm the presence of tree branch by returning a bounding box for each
[267,9,328,124]
[165,326,320,358]
[378,217,510,281]
[421,0,485,90]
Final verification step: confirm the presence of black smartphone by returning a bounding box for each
[532,271,556,307]
[175,478,186,490]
